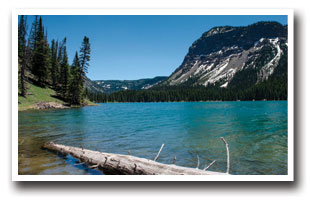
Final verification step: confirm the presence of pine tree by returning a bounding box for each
[79,36,91,80]
[68,52,83,105]
[59,38,70,100]
[28,15,39,51]
[32,16,50,85]
[50,39,60,88]
[18,15,27,97]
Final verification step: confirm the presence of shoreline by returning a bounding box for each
[94,99,288,104]
[18,99,286,111]
[18,101,99,112]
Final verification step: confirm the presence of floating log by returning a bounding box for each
[42,141,229,175]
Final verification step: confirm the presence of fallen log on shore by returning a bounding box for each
[42,141,230,175]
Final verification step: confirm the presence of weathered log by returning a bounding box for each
[42,142,229,175]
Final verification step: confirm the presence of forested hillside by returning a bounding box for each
[92,76,167,94]
[18,15,94,109]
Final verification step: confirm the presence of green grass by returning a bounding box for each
[83,99,98,106]
[18,82,98,111]
[18,83,65,111]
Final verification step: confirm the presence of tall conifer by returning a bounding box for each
[50,39,60,88]
[32,16,50,85]
[79,36,91,79]
[18,15,27,97]
[68,52,83,105]
[59,38,70,100]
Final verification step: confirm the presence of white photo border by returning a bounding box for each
[12,8,294,181]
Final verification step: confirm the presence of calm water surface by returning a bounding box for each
[18,101,288,175]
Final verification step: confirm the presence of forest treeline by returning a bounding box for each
[18,15,91,105]
[85,63,287,103]
[85,72,287,103]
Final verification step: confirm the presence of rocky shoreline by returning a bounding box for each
[35,102,70,110]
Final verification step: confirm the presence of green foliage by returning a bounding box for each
[68,52,84,105]
[93,76,167,94]
[79,36,91,76]
[50,39,60,88]
[31,16,50,85]
[28,15,39,51]
[18,82,65,111]
[85,88,107,103]
[58,39,70,100]
[18,15,27,97]
[97,77,287,103]
[18,15,92,109]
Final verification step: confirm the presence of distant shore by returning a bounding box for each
[94,99,287,104]
[19,98,286,111]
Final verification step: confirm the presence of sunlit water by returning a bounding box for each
[18,101,288,175]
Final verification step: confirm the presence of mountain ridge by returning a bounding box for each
[163,21,287,89]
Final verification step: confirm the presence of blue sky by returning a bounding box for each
[23,15,287,80]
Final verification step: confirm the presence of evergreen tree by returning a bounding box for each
[28,15,39,51]
[50,39,60,88]
[59,38,70,100]
[79,36,91,79]
[18,15,27,97]
[32,16,50,85]
[68,52,83,105]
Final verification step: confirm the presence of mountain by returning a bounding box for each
[93,76,167,94]
[163,21,287,89]
[84,76,105,93]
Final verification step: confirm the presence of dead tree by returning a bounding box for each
[42,139,231,175]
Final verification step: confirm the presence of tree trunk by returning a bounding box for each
[42,142,228,175]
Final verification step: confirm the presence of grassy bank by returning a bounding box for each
[18,82,97,111]
[18,83,65,111]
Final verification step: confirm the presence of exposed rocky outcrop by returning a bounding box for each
[163,22,287,89]
[35,102,69,110]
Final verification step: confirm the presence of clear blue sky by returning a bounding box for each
[23,15,287,80]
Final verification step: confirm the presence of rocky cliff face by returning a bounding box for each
[164,22,287,88]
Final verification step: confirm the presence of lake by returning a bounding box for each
[18,101,288,175]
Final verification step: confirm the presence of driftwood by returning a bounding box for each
[42,140,230,175]
[203,160,216,171]
[154,144,164,161]
[220,137,230,174]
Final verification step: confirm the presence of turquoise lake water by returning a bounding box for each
[18,101,288,175]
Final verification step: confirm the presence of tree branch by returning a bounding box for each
[220,137,230,174]
[196,155,200,169]
[203,160,216,171]
[154,144,164,161]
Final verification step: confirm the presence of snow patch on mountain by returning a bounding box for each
[258,38,283,81]
[164,22,287,88]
